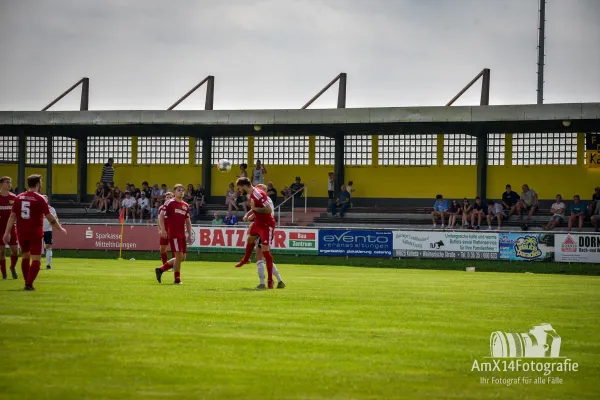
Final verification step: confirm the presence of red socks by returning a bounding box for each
[174,271,181,283]
[0,259,6,278]
[263,251,274,283]
[10,254,18,269]
[160,252,168,264]
[27,260,41,286]
[242,242,255,262]
[21,258,30,283]
[160,260,173,272]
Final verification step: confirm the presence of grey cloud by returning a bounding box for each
[0,0,598,111]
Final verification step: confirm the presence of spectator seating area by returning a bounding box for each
[51,200,597,232]
[313,206,596,230]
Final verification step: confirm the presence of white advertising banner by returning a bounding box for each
[188,226,319,254]
[393,230,499,260]
[554,234,600,264]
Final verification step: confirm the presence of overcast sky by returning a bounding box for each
[0,0,598,111]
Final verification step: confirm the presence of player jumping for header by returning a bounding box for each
[249,184,284,289]
[155,185,192,284]
[234,177,278,289]
[3,175,67,290]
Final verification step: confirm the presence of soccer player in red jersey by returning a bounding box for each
[155,184,192,284]
[2,175,67,290]
[0,176,20,280]
[245,184,285,290]
[157,191,174,264]
[234,177,277,289]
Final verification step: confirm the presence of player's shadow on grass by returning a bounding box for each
[0,288,29,292]
[239,287,263,292]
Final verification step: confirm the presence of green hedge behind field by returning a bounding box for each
[53,250,600,276]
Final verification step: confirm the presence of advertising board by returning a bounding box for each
[393,230,499,260]
[53,224,157,251]
[189,226,318,254]
[554,234,600,263]
[498,232,554,261]
[318,229,393,257]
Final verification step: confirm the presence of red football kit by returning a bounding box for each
[12,191,50,255]
[0,191,17,246]
[248,187,275,246]
[158,204,169,246]
[161,199,190,254]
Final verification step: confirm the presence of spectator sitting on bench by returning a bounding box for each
[212,212,223,226]
[113,186,123,214]
[591,196,600,232]
[281,186,292,201]
[542,194,566,231]
[501,184,520,218]
[151,184,163,204]
[431,194,449,229]
[266,181,277,206]
[88,182,105,212]
[122,191,136,223]
[290,177,305,199]
[589,186,600,216]
[184,184,195,204]
[235,189,248,212]
[568,195,587,232]
[470,197,485,230]
[226,183,238,211]
[194,184,206,209]
[160,184,168,201]
[223,211,238,226]
[137,191,150,223]
[516,184,538,220]
[461,198,472,228]
[448,200,461,228]
[331,185,351,217]
[346,181,355,207]
[486,199,504,230]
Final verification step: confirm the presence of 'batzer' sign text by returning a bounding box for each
[318,229,393,257]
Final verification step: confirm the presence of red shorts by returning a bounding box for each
[18,235,43,255]
[0,226,18,246]
[159,236,169,246]
[248,222,275,247]
[169,237,187,254]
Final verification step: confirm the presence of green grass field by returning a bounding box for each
[1,258,599,400]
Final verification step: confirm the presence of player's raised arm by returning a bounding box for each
[2,212,17,244]
[45,213,67,235]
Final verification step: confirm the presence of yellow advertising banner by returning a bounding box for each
[587,151,600,168]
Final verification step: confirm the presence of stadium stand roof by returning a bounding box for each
[1,102,599,137]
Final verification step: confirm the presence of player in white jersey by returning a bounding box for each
[42,195,58,270]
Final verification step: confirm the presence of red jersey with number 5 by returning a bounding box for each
[0,192,17,231]
[250,187,275,225]
[11,191,50,239]
[161,199,189,239]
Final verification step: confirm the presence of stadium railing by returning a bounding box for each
[274,181,314,226]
